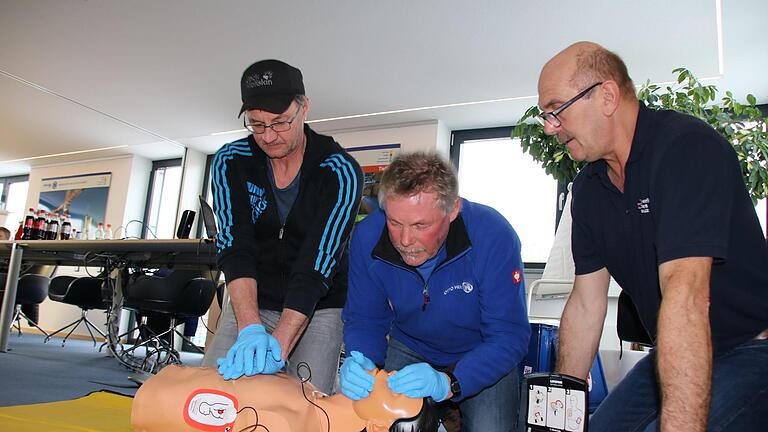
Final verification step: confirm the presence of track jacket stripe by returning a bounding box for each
[212,141,252,251]
[315,154,358,277]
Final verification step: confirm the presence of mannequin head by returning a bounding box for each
[131,366,440,432]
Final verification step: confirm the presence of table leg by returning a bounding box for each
[0,244,24,352]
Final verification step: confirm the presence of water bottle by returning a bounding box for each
[95,223,104,240]
[103,223,113,240]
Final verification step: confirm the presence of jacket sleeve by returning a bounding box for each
[342,219,394,366]
[211,141,260,283]
[452,210,531,399]
[282,152,363,316]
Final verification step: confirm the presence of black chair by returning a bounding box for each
[115,269,215,373]
[45,276,110,346]
[0,273,50,337]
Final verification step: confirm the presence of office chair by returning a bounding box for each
[0,273,51,337]
[45,275,110,346]
[116,269,215,373]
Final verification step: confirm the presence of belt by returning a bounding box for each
[755,328,768,341]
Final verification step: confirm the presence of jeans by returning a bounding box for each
[384,337,520,432]
[202,303,343,395]
[590,338,768,431]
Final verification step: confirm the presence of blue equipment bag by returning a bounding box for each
[521,323,608,413]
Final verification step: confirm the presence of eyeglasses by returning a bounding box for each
[244,103,303,134]
[536,82,603,128]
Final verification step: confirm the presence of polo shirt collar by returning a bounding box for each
[582,102,650,180]
[627,103,652,163]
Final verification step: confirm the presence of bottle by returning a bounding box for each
[95,222,104,240]
[34,210,47,240]
[46,213,59,240]
[22,208,35,239]
[103,223,113,240]
[60,218,72,240]
[14,221,23,240]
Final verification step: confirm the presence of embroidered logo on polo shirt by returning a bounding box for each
[443,281,474,296]
[512,269,522,285]
[246,181,268,222]
[636,197,650,214]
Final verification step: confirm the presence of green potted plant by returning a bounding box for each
[513,68,768,203]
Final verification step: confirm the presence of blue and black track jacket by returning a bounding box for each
[211,125,363,316]
[343,199,531,400]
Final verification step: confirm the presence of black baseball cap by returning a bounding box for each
[239,59,305,116]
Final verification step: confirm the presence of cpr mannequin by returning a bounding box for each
[131,365,440,432]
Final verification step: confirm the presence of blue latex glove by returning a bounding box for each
[216,351,284,380]
[339,351,376,400]
[387,363,450,401]
[216,324,285,380]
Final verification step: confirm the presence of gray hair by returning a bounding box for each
[378,152,458,213]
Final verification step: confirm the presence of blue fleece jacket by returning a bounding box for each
[343,199,531,399]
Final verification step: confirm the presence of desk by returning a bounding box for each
[0,239,217,353]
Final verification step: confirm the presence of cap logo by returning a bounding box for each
[245,70,273,88]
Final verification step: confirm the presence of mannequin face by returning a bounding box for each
[131,366,425,432]
[353,370,422,432]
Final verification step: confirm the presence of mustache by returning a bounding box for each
[395,246,424,254]
[557,134,573,145]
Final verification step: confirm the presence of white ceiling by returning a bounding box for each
[1,0,766,177]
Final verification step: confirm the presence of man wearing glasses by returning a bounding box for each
[537,42,768,431]
[205,59,363,395]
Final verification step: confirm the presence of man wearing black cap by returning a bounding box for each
[204,59,363,394]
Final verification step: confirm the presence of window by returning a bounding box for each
[452,127,559,264]
[757,199,766,239]
[0,175,30,235]
[142,159,182,239]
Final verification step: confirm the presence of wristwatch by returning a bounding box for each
[445,371,461,398]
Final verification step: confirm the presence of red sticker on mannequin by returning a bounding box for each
[184,389,239,431]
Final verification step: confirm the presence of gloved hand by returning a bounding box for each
[216,351,284,380]
[216,324,285,380]
[387,363,450,401]
[339,350,376,400]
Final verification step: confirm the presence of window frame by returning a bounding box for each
[141,158,182,239]
[450,126,564,268]
[0,174,29,208]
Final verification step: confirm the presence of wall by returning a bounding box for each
[329,121,443,154]
[176,148,208,236]
[22,155,151,336]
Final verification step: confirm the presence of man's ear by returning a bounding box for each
[301,97,311,120]
[448,198,461,222]
[601,81,621,117]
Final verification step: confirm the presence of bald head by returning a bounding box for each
[540,41,635,101]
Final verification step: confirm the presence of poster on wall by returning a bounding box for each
[346,143,400,221]
[39,172,111,239]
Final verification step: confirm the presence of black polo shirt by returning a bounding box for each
[571,103,768,355]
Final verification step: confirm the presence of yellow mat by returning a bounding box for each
[0,391,132,431]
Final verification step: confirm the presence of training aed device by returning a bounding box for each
[520,372,588,432]
[176,210,196,239]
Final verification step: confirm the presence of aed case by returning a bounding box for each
[521,323,608,413]
[520,373,588,432]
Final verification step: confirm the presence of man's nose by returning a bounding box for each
[399,227,414,247]
[261,127,278,142]
[543,121,560,136]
